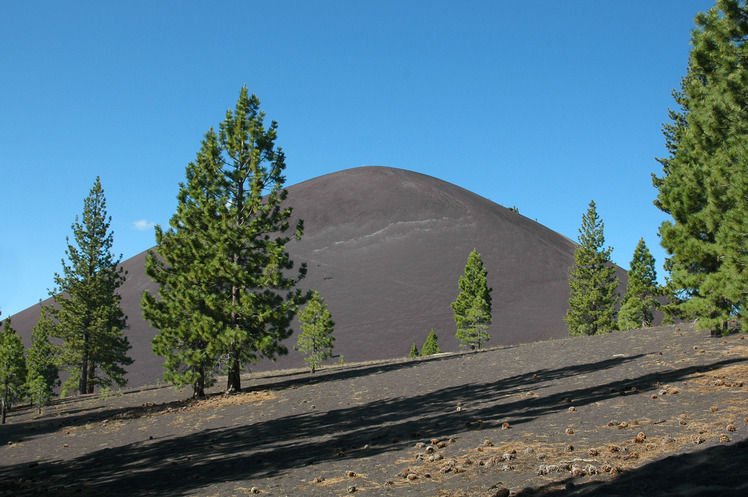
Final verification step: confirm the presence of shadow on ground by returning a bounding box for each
[2,349,745,497]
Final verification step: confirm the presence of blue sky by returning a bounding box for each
[1,1,715,318]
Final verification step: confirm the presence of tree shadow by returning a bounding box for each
[516,438,748,496]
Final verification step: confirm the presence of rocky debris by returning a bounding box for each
[691,435,705,444]
[587,448,598,456]
[719,434,730,443]
[727,424,737,432]
[565,428,574,435]
[347,485,357,493]
[346,471,357,478]
[312,477,325,483]
[502,422,510,430]
[490,488,510,497]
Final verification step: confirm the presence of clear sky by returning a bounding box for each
[0,1,716,318]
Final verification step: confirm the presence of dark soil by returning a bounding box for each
[1,322,746,496]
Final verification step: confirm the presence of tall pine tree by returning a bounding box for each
[618,238,660,331]
[143,87,307,396]
[0,319,26,424]
[654,0,748,334]
[452,249,492,349]
[52,177,131,395]
[565,201,619,335]
[24,306,59,411]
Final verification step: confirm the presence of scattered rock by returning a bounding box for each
[719,434,731,443]
[346,471,357,478]
[398,468,411,478]
[661,435,675,445]
[491,488,510,497]
[565,444,574,452]
[618,421,628,429]
[437,441,447,448]
[727,424,737,432]
[483,439,493,447]
[406,473,418,480]
[565,427,574,435]
[347,485,357,493]
[502,453,515,461]
[587,448,598,456]
[568,406,576,412]
[312,477,325,483]
[710,406,719,412]
[691,435,705,444]
[502,422,510,430]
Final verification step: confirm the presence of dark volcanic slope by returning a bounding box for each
[8,166,626,388]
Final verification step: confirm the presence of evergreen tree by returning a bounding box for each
[52,177,131,395]
[25,306,59,410]
[408,343,419,358]
[421,329,441,356]
[565,201,619,335]
[653,0,748,334]
[143,87,307,396]
[0,319,27,424]
[452,249,492,349]
[296,291,335,373]
[143,130,225,397]
[618,238,660,331]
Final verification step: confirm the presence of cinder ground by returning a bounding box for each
[1,322,746,496]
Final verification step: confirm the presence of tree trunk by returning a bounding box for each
[193,363,206,398]
[1,398,6,424]
[79,332,89,395]
[87,362,96,394]
[227,353,241,392]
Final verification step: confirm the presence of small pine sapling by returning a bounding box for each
[296,291,335,373]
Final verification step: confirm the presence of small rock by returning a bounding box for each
[618,421,629,429]
[312,477,325,483]
[727,424,737,432]
[502,453,515,461]
[565,428,574,435]
[347,485,357,493]
[406,473,418,480]
[346,471,356,478]
[398,468,411,478]
[565,444,574,452]
[691,435,705,444]
[492,488,510,497]
[415,454,423,461]
[661,435,675,445]
[710,406,719,412]
[568,406,576,412]
[483,439,494,447]
[502,422,510,430]
[414,442,425,448]
[570,465,584,477]
[587,448,598,456]
[719,434,731,443]
[437,441,447,448]
[249,488,260,494]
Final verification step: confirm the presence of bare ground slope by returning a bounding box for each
[7,167,627,388]
[1,322,746,496]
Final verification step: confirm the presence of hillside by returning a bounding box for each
[0,322,746,496]
[7,166,628,388]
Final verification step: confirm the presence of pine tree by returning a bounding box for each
[565,201,619,335]
[452,249,492,349]
[52,177,131,395]
[143,87,307,396]
[653,0,748,334]
[0,319,27,424]
[618,238,660,331]
[421,329,441,356]
[143,130,225,397]
[24,306,59,411]
[408,343,419,358]
[296,291,335,373]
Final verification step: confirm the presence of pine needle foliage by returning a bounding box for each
[421,329,441,356]
[0,319,27,424]
[618,238,660,331]
[653,0,748,334]
[565,201,619,336]
[296,291,335,373]
[24,307,59,411]
[452,249,492,349]
[143,87,308,396]
[51,177,131,395]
